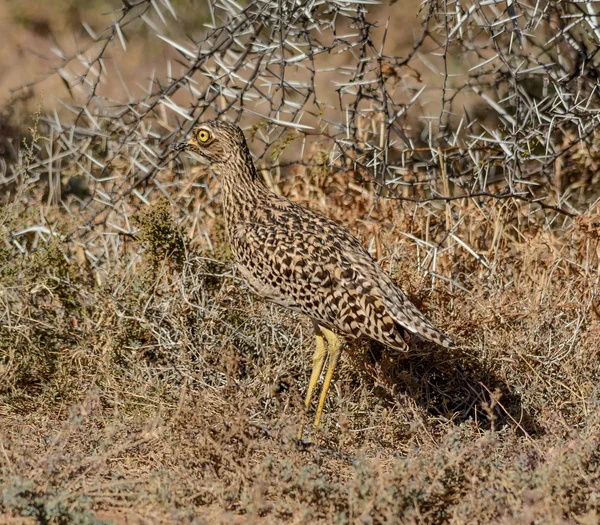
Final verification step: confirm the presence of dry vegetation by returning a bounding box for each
[2,1,600,524]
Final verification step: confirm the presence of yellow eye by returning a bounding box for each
[197,129,212,143]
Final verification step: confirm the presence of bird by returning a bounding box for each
[176,120,455,439]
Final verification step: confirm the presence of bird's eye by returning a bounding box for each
[197,129,212,143]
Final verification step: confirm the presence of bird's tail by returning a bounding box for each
[391,298,457,350]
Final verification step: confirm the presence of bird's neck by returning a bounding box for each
[219,145,269,223]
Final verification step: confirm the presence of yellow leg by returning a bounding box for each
[297,330,327,439]
[313,328,342,428]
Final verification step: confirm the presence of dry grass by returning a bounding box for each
[1,157,600,524]
[3,1,600,523]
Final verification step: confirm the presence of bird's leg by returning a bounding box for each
[297,325,328,440]
[313,327,342,428]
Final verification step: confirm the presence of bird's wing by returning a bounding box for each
[237,216,454,350]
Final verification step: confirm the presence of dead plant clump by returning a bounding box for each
[0,160,599,524]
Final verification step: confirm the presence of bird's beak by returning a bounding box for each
[173,140,192,151]
[187,138,197,147]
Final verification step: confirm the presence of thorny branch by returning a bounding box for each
[3,0,600,268]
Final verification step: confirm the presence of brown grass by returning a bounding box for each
[2,2,600,524]
[1,153,600,523]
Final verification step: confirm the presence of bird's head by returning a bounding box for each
[175,120,248,165]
